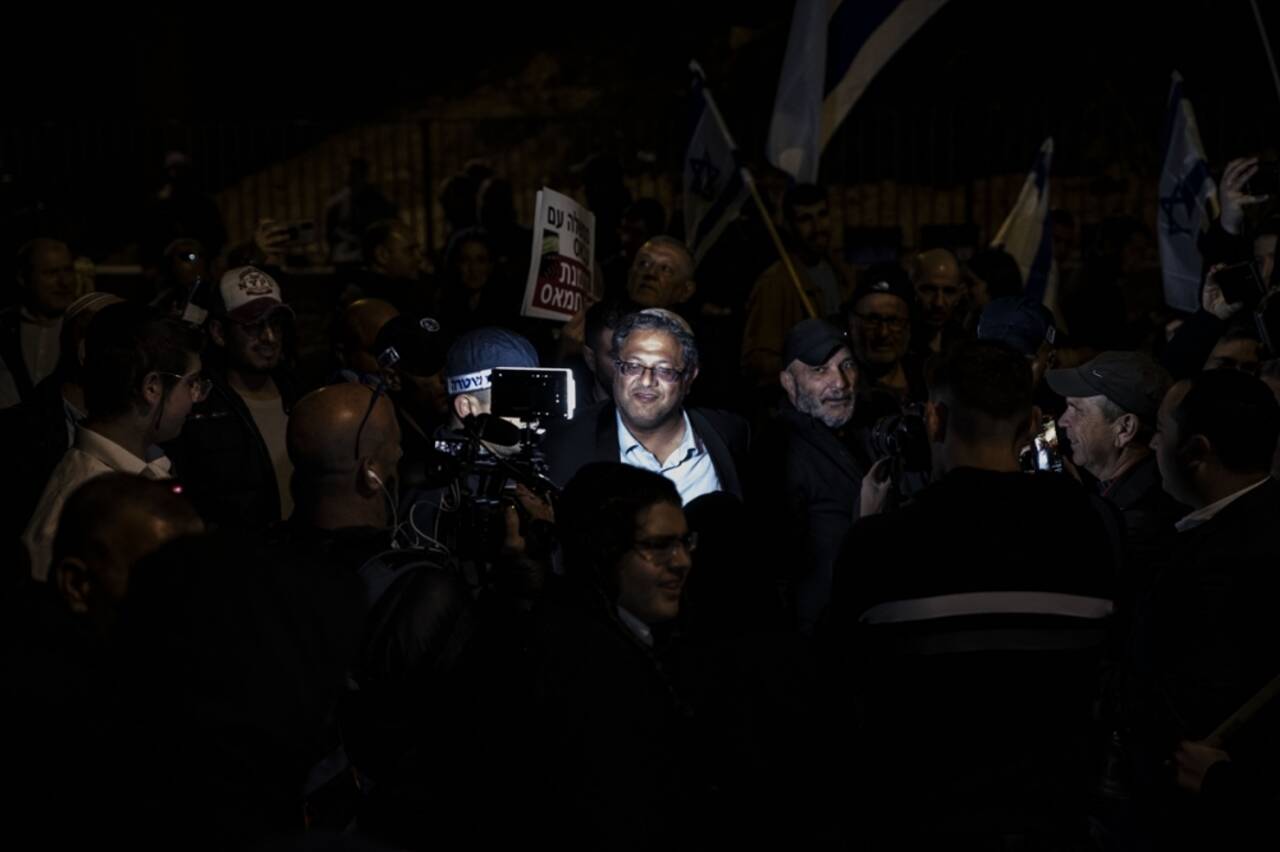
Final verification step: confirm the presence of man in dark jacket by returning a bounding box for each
[543,309,749,502]
[1048,351,1186,594]
[0,292,121,547]
[1127,369,1280,849]
[166,266,301,530]
[521,462,708,848]
[764,317,863,634]
[830,340,1117,847]
[0,238,78,409]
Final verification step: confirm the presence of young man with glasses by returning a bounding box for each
[23,303,204,580]
[544,309,748,504]
[527,462,705,845]
[165,266,301,531]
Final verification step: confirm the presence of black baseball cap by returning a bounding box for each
[782,318,849,368]
[1046,351,1172,424]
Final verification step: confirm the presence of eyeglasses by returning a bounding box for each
[632,532,698,564]
[615,360,685,384]
[160,371,212,402]
[230,313,287,339]
[854,312,909,332]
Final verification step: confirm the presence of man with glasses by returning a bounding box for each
[528,462,705,845]
[844,263,924,403]
[165,266,301,531]
[23,303,204,581]
[545,309,747,503]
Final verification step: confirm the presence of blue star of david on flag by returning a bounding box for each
[1158,72,1217,313]
[687,148,721,200]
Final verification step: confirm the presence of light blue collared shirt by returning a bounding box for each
[616,409,722,504]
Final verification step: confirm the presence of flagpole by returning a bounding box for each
[693,62,819,320]
[741,170,820,319]
[1250,0,1280,109]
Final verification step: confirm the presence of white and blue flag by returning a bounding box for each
[767,0,949,182]
[992,137,1056,305]
[684,62,749,267]
[1158,72,1217,314]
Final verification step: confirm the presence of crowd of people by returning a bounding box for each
[1,149,1278,850]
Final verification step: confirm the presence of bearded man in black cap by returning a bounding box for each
[763,317,863,633]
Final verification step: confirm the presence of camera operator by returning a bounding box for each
[400,326,555,572]
[333,301,452,496]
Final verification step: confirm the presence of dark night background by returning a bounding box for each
[2,1,1278,259]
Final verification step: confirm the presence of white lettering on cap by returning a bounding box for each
[446,369,492,396]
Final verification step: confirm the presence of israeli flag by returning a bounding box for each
[992,137,1056,305]
[767,0,949,182]
[1158,72,1217,314]
[684,63,749,267]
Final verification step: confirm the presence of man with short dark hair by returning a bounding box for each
[977,295,1057,386]
[0,292,122,545]
[831,340,1116,846]
[24,303,205,581]
[911,247,968,357]
[742,184,854,388]
[345,219,434,316]
[165,266,300,531]
[1128,370,1280,846]
[545,310,748,503]
[51,474,205,634]
[1203,318,1262,375]
[4,473,203,846]
[527,462,703,846]
[579,296,636,404]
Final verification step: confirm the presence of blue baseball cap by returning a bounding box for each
[977,296,1056,357]
[445,327,539,396]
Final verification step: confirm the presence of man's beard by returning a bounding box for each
[797,390,853,429]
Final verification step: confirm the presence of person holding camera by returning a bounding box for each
[397,326,555,567]
[829,340,1117,847]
